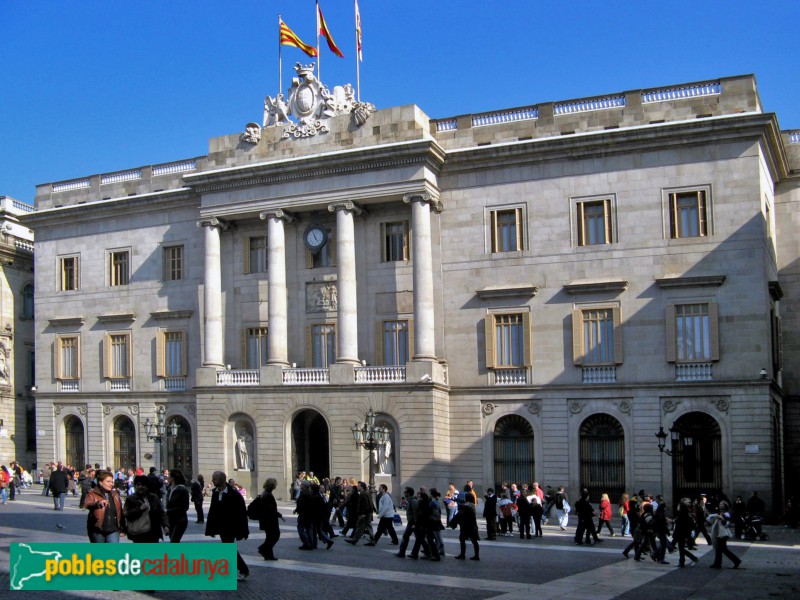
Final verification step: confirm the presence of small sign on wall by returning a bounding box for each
[745,444,760,454]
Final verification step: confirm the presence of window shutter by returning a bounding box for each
[102,334,111,378]
[576,203,585,246]
[241,329,248,370]
[572,309,584,365]
[777,316,783,370]
[380,223,387,262]
[305,326,313,368]
[665,305,677,363]
[484,315,495,369]
[403,220,410,261]
[490,211,498,253]
[156,331,165,377]
[407,317,415,363]
[376,321,384,366]
[179,331,187,376]
[54,339,61,379]
[708,302,720,361]
[243,237,251,274]
[75,258,80,290]
[75,336,81,378]
[603,199,612,244]
[613,307,623,365]
[126,333,133,377]
[668,193,677,238]
[522,312,532,367]
[698,191,708,236]
[515,208,523,251]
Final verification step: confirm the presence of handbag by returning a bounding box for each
[562,499,571,514]
[392,513,402,525]
[618,506,625,517]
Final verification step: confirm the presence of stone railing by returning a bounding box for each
[163,377,186,392]
[473,107,539,127]
[109,378,131,392]
[641,82,721,104]
[675,363,713,382]
[59,380,80,392]
[354,366,406,384]
[789,132,800,144]
[152,160,197,176]
[101,169,142,185]
[555,96,626,115]
[282,368,330,385]
[52,178,92,193]
[493,368,528,385]
[15,240,34,253]
[435,119,458,132]
[0,197,34,213]
[582,366,616,384]
[216,369,260,386]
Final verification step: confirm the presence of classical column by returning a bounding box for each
[196,218,229,368]
[260,209,294,366]
[403,193,442,360]
[328,201,362,364]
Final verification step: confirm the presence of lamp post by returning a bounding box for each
[350,408,389,506]
[655,425,693,457]
[144,408,180,472]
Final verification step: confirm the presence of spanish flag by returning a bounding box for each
[280,19,317,57]
[317,3,344,58]
[355,0,362,62]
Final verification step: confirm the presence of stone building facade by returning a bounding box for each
[0,196,36,468]
[24,74,800,510]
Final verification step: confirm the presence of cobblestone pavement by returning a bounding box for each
[0,488,798,599]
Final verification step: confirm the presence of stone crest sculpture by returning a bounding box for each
[251,63,375,140]
[240,122,262,145]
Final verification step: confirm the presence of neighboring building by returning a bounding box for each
[0,196,36,469]
[24,73,800,512]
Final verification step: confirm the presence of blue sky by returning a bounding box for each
[2,0,798,204]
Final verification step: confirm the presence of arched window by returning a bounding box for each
[580,414,625,502]
[165,416,193,478]
[113,416,136,470]
[672,412,722,501]
[22,284,34,319]
[493,415,534,489]
[64,415,85,468]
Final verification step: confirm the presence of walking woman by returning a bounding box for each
[618,493,630,536]
[674,498,699,567]
[708,500,741,569]
[166,469,190,543]
[257,478,283,560]
[123,475,168,543]
[84,470,125,543]
[597,493,615,536]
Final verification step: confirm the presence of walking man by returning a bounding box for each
[49,462,69,511]
[369,483,399,546]
[205,471,250,581]
[346,481,376,545]
[483,488,498,540]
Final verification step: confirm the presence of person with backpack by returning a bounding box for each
[166,469,190,543]
[123,475,168,543]
[84,470,125,543]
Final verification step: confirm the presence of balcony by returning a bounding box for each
[493,368,528,386]
[354,366,406,384]
[282,368,330,385]
[675,363,713,382]
[109,379,131,392]
[582,366,616,384]
[216,369,260,386]
[163,377,186,392]
[58,380,80,392]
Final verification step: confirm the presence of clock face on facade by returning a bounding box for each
[304,225,327,252]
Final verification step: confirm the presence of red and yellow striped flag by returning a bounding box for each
[280,19,317,57]
[317,4,344,58]
[355,0,362,62]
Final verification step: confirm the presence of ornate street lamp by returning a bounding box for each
[144,408,180,471]
[656,425,693,457]
[351,408,389,505]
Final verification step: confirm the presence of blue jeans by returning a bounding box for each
[1,487,7,504]
[620,514,630,536]
[53,492,66,511]
[89,531,120,543]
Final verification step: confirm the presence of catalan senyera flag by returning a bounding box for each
[280,19,317,57]
[317,3,344,58]
[355,0,362,61]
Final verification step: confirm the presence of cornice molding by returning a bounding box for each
[48,316,85,327]
[564,279,629,295]
[96,313,137,324]
[655,275,726,288]
[150,310,194,321]
[476,284,539,300]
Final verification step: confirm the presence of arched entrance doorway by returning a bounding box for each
[493,415,534,489]
[112,415,136,470]
[64,415,85,468]
[579,413,625,502]
[291,409,329,479]
[672,412,722,501]
[165,415,193,478]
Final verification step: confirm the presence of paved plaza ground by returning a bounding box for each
[0,487,798,599]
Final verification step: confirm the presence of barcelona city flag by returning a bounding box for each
[317,3,344,58]
[280,19,317,57]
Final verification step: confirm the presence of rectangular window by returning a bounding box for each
[669,190,708,239]
[310,324,336,368]
[577,199,612,246]
[109,250,130,286]
[490,208,523,253]
[484,312,531,368]
[104,332,132,378]
[163,245,184,281]
[666,303,719,363]
[56,335,80,380]
[59,256,79,291]
[156,330,186,377]
[382,320,409,365]
[243,236,267,274]
[382,221,409,262]
[244,327,268,370]
[572,307,622,365]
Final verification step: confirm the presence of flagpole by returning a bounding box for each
[355,0,360,101]
[278,15,283,96]
[316,1,321,81]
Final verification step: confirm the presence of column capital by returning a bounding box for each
[196,217,232,231]
[328,200,363,216]
[259,209,295,222]
[402,193,443,213]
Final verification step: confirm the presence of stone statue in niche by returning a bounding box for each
[234,423,254,471]
[372,426,395,475]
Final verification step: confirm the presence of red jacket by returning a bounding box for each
[599,499,612,521]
